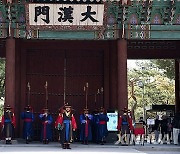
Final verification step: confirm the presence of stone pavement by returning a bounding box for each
[0,140,180,154]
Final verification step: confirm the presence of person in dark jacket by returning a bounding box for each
[160,115,169,144]
[153,115,160,144]
[172,112,180,145]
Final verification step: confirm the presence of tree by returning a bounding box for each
[128,60,175,121]
[151,59,175,80]
[0,58,5,118]
[0,58,5,100]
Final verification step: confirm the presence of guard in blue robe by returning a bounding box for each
[80,108,93,144]
[39,108,53,144]
[21,105,34,144]
[98,107,109,145]
[92,109,100,143]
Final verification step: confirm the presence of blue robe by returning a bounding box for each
[39,114,53,141]
[80,114,93,141]
[21,111,34,139]
[92,113,100,142]
[98,113,109,141]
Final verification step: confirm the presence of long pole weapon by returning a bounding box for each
[27,82,31,106]
[84,82,88,109]
[64,57,67,106]
[100,87,104,108]
[45,81,48,108]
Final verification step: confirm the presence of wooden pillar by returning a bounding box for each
[117,39,128,113]
[175,60,180,113]
[109,41,117,109]
[5,38,16,109]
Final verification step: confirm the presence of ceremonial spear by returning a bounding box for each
[27,82,31,106]
[44,81,48,109]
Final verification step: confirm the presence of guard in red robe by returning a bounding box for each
[117,107,133,145]
[1,105,16,144]
[55,104,77,149]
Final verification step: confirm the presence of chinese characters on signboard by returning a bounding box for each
[29,4,104,26]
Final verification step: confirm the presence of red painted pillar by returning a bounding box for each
[175,60,180,113]
[117,39,128,113]
[5,38,16,109]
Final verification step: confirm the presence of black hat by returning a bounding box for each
[64,103,71,108]
[24,105,32,110]
[83,108,89,112]
[122,107,130,113]
[4,105,12,110]
[99,107,105,112]
[42,108,49,112]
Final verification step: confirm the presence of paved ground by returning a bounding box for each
[0,140,180,154]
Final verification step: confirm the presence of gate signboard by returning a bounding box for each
[27,4,105,30]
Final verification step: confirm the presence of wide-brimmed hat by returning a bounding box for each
[4,105,12,110]
[83,108,89,112]
[42,108,49,112]
[64,103,71,109]
[122,107,130,113]
[99,107,105,112]
[24,105,32,110]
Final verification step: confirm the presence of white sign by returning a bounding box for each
[28,4,104,26]
[147,119,155,125]
[107,112,118,131]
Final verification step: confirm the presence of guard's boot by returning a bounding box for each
[62,143,66,149]
[43,139,46,144]
[85,140,88,145]
[67,143,71,149]
[26,139,29,144]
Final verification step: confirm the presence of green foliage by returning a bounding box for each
[0,58,5,100]
[0,58,5,118]
[128,60,175,121]
[150,59,175,80]
[0,104,4,118]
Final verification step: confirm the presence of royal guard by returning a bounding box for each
[1,105,16,144]
[98,107,109,145]
[39,108,53,144]
[80,108,93,144]
[92,109,100,143]
[55,104,77,149]
[55,108,64,142]
[117,107,133,145]
[21,105,34,144]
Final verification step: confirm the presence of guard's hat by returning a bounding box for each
[24,105,32,110]
[99,107,105,112]
[122,107,130,113]
[42,108,49,112]
[4,105,12,110]
[64,103,71,109]
[83,108,89,112]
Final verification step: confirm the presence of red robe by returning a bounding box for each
[55,113,77,130]
[117,115,133,131]
[1,113,16,128]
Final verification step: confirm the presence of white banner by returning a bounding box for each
[29,4,104,26]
